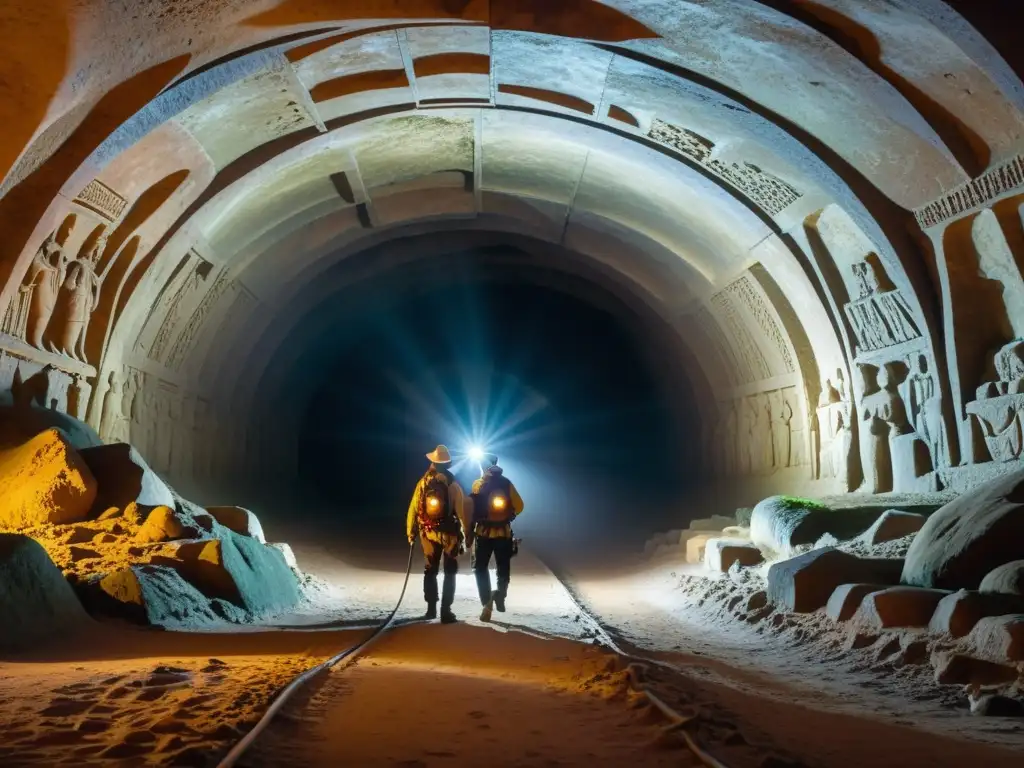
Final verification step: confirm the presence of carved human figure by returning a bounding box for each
[100,370,125,442]
[52,235,105,361]
[25,231,70,348]
[859,365,909,493]
[771,390,793,469]
[120,370,137,444]
[851,261,878,299]
[906,355,943,468]
[817,370,852,483]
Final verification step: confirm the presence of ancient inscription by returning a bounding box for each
[915,154,1024,229]
[725,275,796,374]
[843,259,921,353]
[166,273,232,371]
[648,119,802,216]
[73,180,128,222]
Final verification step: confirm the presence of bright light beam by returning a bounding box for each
[468,445,485,463]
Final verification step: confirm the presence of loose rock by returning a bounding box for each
[0,428,97,528]
[854,587,950,630]
[205,506,266,543]
[859,510,926,546]
[825,583,886,622]
[136,506,198,544]
[980,560,1024,596]
[933,652,1018,686]
[78,443,174,514]
[704,538,763,572]
[751,496,880,555]
[767,548,901,613]
[902,467,1024,590]
[968,614,1024,663]
[929,590,1024,638]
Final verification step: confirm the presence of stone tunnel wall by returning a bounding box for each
[1,1,1024,510]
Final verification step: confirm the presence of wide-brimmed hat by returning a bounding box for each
[425,444,452,463]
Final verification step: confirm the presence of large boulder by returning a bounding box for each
[853,587,950,630]
[82,565,244,628]
[751,496,879,555]
[859,510,926,546]
[968,614,1024,663]
[929,590,1024,638]
[0,534,90,652]
[205,506,266,543]
[704,538,763,572]
[0,404,103,451]
[154,532,299,615]
[767,548,902,613]
[902,468,1024,590]
[0,428,96,528]
[79,443,174,513]
[980,560,1024,596]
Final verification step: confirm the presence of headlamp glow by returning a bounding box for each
[427,496,441,511]
[491,495,507,510]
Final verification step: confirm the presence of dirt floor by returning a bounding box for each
[1,539,1023,767]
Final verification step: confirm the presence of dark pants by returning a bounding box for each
[473,537,513,606]
[421,535,459,609]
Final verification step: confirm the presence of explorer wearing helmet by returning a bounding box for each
[406,445,469,624]
[470,453,524,622]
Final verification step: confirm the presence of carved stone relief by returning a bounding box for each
[166,272,232,372]
[712,385,807,478]
[73,180,128,222]
[967,340,1024,463]
[2,219,76,346]
[843,257,922,355]
[648,119,802,217]
[49,234,107,361]
[816,368,854,488]
[136,249,214,363]
[914,153,1024,229]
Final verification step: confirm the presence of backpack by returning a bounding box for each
[473,472,514,525]
[417,469,453,530]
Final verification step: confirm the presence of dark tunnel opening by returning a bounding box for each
[228,241,703,559]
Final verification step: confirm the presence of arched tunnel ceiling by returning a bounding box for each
[3,0,1024,504]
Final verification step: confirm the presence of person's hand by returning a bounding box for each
[407,534,415,546]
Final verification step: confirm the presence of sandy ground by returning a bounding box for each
[2,537,1024,767]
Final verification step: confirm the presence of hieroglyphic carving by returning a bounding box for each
[725,275,796,374]
[143,250,213,363]
[73,180,128,222]
[710,290,771,384]
[648,119,802,216]
[166,272,232,371]
[844,258,922,354]
[914,154,1024,229]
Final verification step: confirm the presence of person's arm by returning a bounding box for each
[509,482,525,517]
[451,482,471,546]
[406,479,422,542]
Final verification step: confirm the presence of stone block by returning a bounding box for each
[686,534,715,564]
[751,496,879,555]
[205,506,266,543]
[933,652,1018,686]
[859,510,926,546]
[0,428,96,528]
[854,587,950,630]
[980,560,1024,596]
[825,583,886,622]
[79,443,174,514]
[968,614,1024,663]
[704,538,763,572]
[929,590,1024,638]
[768,548,903,613]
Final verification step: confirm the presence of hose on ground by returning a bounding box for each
[216,541,417,768]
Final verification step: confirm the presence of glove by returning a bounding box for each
[407,533,415,545]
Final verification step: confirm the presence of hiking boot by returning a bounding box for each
[423,602,437,620]
[494,593,506,613]
[479,599,493,623]
[440,609,458,624]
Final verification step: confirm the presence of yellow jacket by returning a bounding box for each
[470,468,524,539]
[406,468,470,550]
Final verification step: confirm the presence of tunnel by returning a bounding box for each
[2,2,1024,767]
